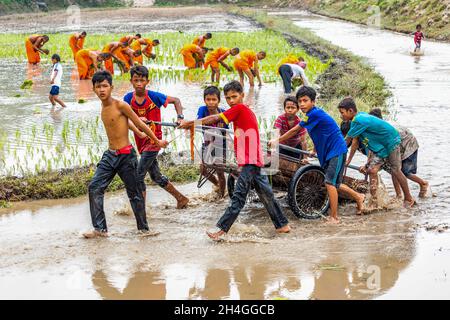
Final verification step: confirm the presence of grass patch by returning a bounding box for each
[0,154,200,204]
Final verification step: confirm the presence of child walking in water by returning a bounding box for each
[179,81,291,240]
[413,24,424,52]
[49,54,66,108]
[83,71,168,239]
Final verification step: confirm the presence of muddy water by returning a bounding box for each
[0,57,282,175]
[0,9,450,300]
[0,7,261,175]
[0,7,259,34]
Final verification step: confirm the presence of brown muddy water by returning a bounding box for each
[0,8,449,300]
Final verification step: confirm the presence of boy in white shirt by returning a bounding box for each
[278,60,310,94]
[49,54,66,108]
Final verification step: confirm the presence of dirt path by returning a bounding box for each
[0,6,258,34]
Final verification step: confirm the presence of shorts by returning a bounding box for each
[370,145,402,172]
[49,85,60,96]
[401,150,418,176]
[415,42,421,49]
[323,153,346,188]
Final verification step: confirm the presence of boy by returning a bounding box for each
[25,34,49,64]
[125,66,189,209]
[119,34,142,46]
[278,60,310,94]
[338,97,416,207]
[49,54,66,108]
[131,38,160,65]
[273,96,308,160]
[193,33,212,48]
[269,87,365,223]
[180,44,206,69]
[197,86,228,198]
[204,47,240,83]
[179,80,291,239]
[368,108,428,198]
[75,49,111,80]
[413,24,424,52]
[83,71,168,239]
[233,50,266,87]
[69,31,87,60]
[102,41,129,75]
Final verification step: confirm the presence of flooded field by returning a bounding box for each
[0,7,449,300]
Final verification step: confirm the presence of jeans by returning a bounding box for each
[88,148,148,232]
[278,64,294,94]
[217,165,289,232]
[137,151,169,191]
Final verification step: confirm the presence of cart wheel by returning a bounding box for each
[288,165,329,219]
[227,174,259,203]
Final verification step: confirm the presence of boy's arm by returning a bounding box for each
[119,101,167,148]
[346,137,359,166]
[299,68,310,86]
[269,125,302,146]
[254,61,263,86]
[108,44,120,60]
[90,52,101,72]
[300,134,308,158]
[218,52,232,71]
[178,114,220,129]
[167,96,183,118]
[50,68,57,84]
[128,119,147,139]
[33,39,47,54]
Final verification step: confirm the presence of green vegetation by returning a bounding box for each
[20,79,32,89]
[0,159,200,204]
[0,0,130,15]
[1,30,328,83]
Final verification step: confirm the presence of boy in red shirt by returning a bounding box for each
[179,80,290,240]
[125,66,189,209]
[274,96,308,159]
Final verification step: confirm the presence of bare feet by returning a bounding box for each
[326,216,340,224]
[138,230,160,237]
[419,182,429,198]
[276,225,291,233]
[206,229,226,241]
[177,196,189,209]
[355,193,366,215]
[82,230,108,239]
[403,198,417,208]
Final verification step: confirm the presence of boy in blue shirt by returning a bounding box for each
[269,86,365,224]
[196,86,229,198]
[338,97,415,208]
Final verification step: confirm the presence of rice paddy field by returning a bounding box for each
[0,30,330,176]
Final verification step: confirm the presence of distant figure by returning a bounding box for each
[130,38,160,65]
[49,54,66,108]
[278,58,310,94]
[413,24,424,53]
[25,34,49,64]
[193,33,212,48]
[233,50,266,87]
[180,44,206,69]
[69,31,87,60]
[204,47,239,83]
